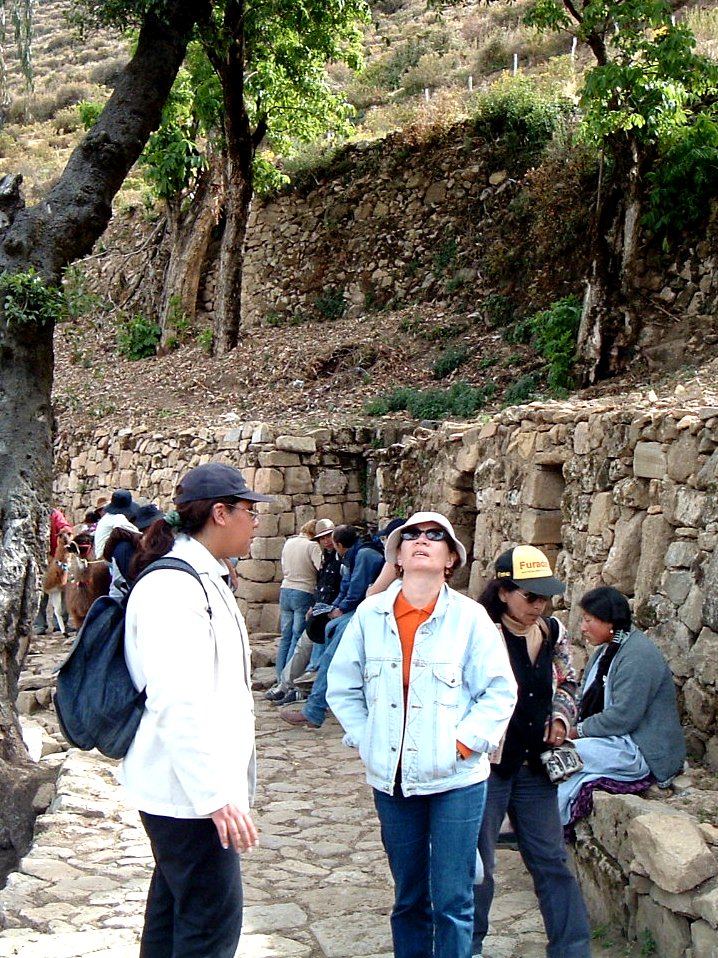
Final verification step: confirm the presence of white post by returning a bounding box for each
[512,53,518,75]
[571,36,577,58]
[468,75,473,93]
[424,87,430,102]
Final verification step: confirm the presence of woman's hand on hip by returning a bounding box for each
[544,718,569,747]
[211,804,259,853]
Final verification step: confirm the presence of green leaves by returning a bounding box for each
[525,0,718,237]
[528,295,582,394]
[580,19,716,145]
[116,313,161,359]
[643,111,718,233]
[0,269,67,328]
[139,59,214,202]
[137,0,369,202]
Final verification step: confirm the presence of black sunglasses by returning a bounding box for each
[400,528,451,542]
[517,590,547,604]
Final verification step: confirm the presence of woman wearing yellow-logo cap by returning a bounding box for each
[472,545,592,958]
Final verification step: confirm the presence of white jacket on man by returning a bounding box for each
[327,579,517,796]
[119,535,256,818]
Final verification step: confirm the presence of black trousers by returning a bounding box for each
[139,812,243,958]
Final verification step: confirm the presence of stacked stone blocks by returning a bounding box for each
[54,392,718,952]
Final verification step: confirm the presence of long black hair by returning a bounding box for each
[478,578,520,623]
[579,586,632,632]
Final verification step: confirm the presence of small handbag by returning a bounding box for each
[540,741,584,783]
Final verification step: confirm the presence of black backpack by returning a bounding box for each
[53,557,210,760]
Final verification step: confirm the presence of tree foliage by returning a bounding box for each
[137,0,368,204]
[0,268,66,327]
[525,0,718,236]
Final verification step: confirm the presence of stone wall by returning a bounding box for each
[54,421,378,634]
[571,790,718,958]
[371,393,718,762]
[232,128,718,370]
[366,392,718,957]
[54,392,718,952]
[82,122,718,375]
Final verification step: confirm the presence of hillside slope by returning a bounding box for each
[52,294,718,436]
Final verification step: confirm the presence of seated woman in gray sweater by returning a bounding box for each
[559,586,685,825]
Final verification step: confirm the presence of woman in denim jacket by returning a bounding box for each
[327,511,516,958]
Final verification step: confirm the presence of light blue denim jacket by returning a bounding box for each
[327,580,517,796]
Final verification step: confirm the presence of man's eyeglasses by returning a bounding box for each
[400,528,451,543]
[517,590,547,604]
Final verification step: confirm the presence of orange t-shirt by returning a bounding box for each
[393,590,472,759]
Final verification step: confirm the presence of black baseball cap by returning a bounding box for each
[174,463,274,505]
[377,518,405,538]
[134,503,165,530]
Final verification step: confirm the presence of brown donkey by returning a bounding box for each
[65,543,110,629]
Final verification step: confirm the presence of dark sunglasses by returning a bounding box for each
[517,590,547,604]
[400,528,451,542]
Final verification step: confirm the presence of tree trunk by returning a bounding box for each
[576,137,644,383]
[158,159,224,352]
[213,145,254,355]
[211,0,259,356]
[0,0,208,880]
[0,224,57,880]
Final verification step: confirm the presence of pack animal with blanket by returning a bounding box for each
[53,557,210,759]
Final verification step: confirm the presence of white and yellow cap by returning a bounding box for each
[495,545,565,596]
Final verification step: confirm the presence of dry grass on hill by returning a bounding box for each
[52,292,718,438]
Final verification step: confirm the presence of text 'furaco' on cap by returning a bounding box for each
[495,544,565,596]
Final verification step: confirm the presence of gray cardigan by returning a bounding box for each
[580,628,685,783]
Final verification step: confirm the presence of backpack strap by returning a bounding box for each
[132,557,212,619]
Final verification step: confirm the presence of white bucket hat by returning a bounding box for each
[384,511,467,567]
[312,518,336,539]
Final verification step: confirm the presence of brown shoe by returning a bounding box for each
[279,708,319,728]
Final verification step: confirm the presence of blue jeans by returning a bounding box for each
[473,766,591,958]
[277,588,313,680]
[302,614,351,727]
[374,780,487,958]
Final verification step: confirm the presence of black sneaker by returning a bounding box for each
[264,686,287,702]
[275,688,306,706]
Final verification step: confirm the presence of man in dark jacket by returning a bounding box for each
[279,524,384,728]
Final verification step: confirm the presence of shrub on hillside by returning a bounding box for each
[116,313,161,360]
[432,346,470,379]
[471,74,574,168]
[50,83,93,113]
[53,106,83,134]
[402,52,459,96]
[527,295,582,393]
[365,380,495,419]
[43,33,75,54]
[89,57,128,88]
